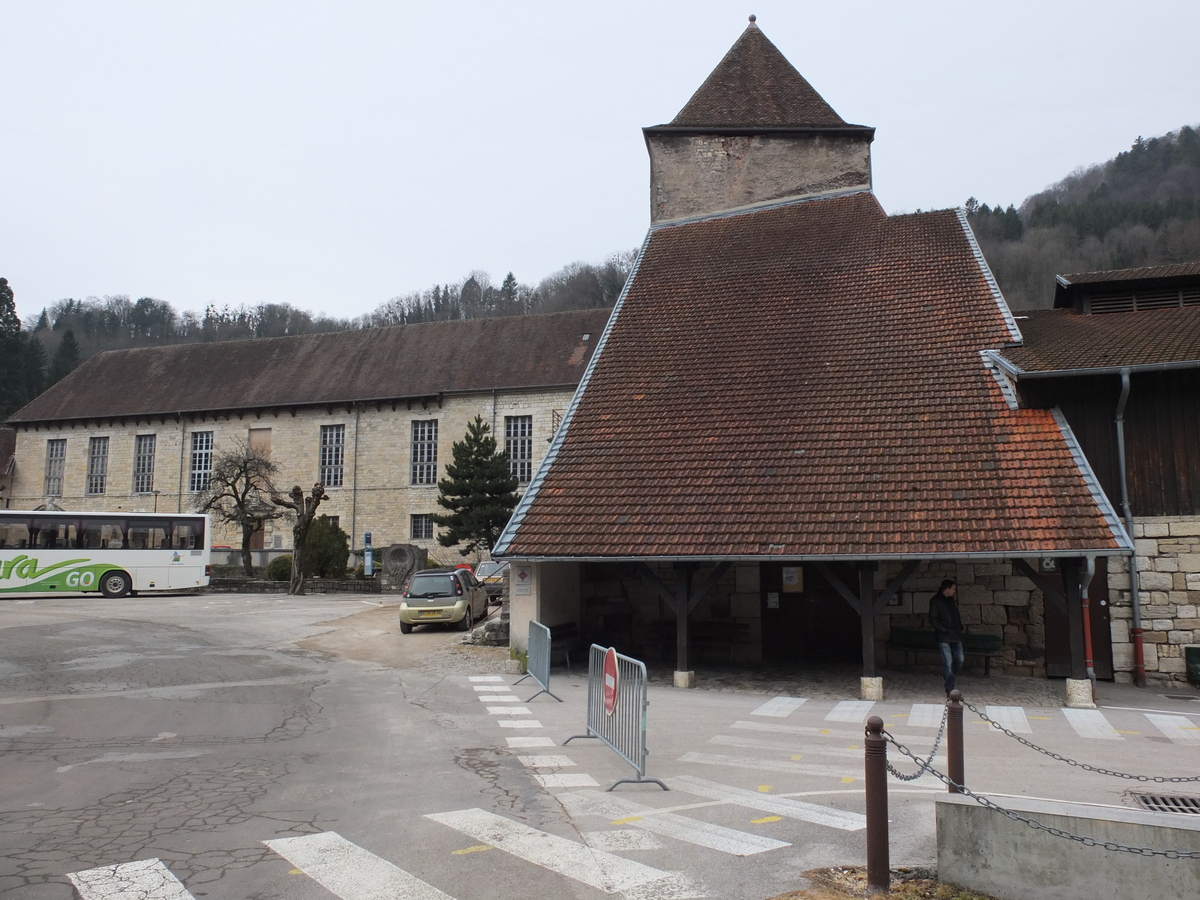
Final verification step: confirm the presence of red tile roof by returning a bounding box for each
[665,21,852,129]
[497,193,1127,560]
[1001,308,1200,373]
[7,310,612,424]
[1059,262,1200,285]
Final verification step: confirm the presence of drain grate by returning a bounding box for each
[1133,793,1200,815]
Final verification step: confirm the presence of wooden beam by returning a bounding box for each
[814,562,860,614]
[675,562,695,671]
[873,560,919,613]
[1011,558,1068,615]
[860,565,877,678]
[688,562,731,613]
[638,563,676,613]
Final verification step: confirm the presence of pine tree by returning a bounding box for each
[0,278,27,418]
[23,336,47,401]
[432,416,520,555]
[48,330,82,385]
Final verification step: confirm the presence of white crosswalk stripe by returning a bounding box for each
[469,676,505,682]
[984,706,1031,734]
[824,700,875,723]
[266,831,456,900]
[517,755,576,767]
[474,685,513,692]
[481,694,522,702]
[425,808,705,897]
[559,789,790,855]
[68,859,196,900]
[668,775,867,831]
[1062,708,1122,740]
[906,704,945,728]
[497,720,542,728]
[534,773,600,787]
[750,697,807,717]
[678,750,856,780]
[1146,713,1200,744]
[488,706,532,715]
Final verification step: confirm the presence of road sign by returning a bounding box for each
[603,647,619,716]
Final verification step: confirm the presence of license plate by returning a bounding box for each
[418,610,442,618]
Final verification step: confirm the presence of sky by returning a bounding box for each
[2,1,1198,324]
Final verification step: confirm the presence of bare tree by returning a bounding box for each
[193,443,283,575]
[270,483,327,594]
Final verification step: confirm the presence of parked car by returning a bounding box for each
[398,568,488,634]
[475,561,509,602]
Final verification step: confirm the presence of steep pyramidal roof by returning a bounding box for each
[668,17,849,128]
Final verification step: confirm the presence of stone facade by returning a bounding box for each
[6,387,574,560]
[645,131,872,223]
[1109,515,1200,685]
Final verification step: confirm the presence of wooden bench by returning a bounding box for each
[548,621,579,670]
[887,627,1005,676]
[653,619,751,664]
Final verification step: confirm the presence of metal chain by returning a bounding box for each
[885,705,948,782]
[963,700,1200,783]
[883,732,1200,859]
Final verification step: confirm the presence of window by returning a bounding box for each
[411,420,438,485]
[505,415,533,483]
[319,424,345,487]
[411,514,433,540]
[44,439,66,497]
[86,437,109,495]
[133,434,156,493]
[189,431,214,492]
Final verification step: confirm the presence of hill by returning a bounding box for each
[968,125,1200,308]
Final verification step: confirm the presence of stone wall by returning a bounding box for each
[1109,516,1200,685]
[5,387,575,557]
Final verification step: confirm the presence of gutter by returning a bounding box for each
[495,549,1131,564]
[1115,368,1147,687]
[987,351,1200,381]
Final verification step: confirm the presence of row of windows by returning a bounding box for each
[39,415,538,497]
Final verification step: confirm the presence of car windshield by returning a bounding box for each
[406,574,456,598]
[477,563,505,578]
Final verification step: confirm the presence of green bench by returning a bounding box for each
[887,627,1005,676]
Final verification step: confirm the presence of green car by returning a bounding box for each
[398,569,488,634]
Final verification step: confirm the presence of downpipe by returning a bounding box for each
[1115,369,1146,687]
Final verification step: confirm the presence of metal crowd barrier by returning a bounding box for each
[565,644,667,791]
[514,620,562,702]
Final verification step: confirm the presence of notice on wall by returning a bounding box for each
[782,566,804,593]
[767,592,780,609]
[513,564,532,596]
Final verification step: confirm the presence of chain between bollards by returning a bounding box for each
[864,715,889,894]
[947,689,964,794]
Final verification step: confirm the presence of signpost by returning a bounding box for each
[603,647,619,716]
[363,532,373,577]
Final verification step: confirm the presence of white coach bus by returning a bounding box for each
[0,510,211,598]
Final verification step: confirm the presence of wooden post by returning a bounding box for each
[864,716,890,893]
[859,565,877,677]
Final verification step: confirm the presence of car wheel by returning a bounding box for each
[459,609,472,631]
[399,621,413,635]
[100,571,132,599]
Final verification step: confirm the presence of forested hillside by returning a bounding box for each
[969,125,1200,308]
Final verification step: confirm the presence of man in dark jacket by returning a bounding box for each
[929,579,964,696]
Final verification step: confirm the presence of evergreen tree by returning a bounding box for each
[432,416,519,555]
[48,329,82,385]
[0,278,26,418]
[303,515,350,578]
[23,336,47,401]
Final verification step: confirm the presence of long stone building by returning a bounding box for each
[3,309,611,560]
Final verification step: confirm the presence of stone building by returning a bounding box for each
[495,18,1140,703]
[3,309,611,560]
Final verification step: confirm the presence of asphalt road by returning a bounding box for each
[1,592,1198,900]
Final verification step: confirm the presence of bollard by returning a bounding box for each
[864,715,890,894]
[947,689,964,794]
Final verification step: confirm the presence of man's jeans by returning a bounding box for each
[939,641,964,693]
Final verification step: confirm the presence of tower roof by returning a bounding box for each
[668,17,848,129]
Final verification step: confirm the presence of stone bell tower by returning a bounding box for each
[644,16,875,223]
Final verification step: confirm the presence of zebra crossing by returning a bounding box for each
[65,679,1200,900]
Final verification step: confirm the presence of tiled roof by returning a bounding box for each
[497,193,1126,560]
[1059,262,1200,285]
[7,309,612,424]
[1000,308,1200,373]
[666,20,850,129]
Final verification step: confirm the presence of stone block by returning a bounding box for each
[1002,666,1034,677]
[1160,643,1182,657]
[1155,558,1180,573]
[1109,605,1133,619]
[1112,644,1134,669]
[1131,522,1144,538]
[1143,522,1171,538]
[993,591,1029,606]
[982,606,1008,625]
[1159,657,1187,674]
[1143,604,1174,617]
[1174,618,1200,630]
[1143,631,1167,645]
[1135,556,1154,572]
[1178,553,1200,572]
[958,606,982,625]
[1144,643,1159,669]
[1169,520,1200,537]
[1170,588,1191,602]
[1134,538,1159,557]
[1178,605,1198,618]
[1188,574,1200,590]
[958,583,989,603]
[1139,571,1174,592]
[1114,671,1133,683]
[1152,619,1175,630]
[1110,619,1130,643]
[1007,606,1031,625]
[1107,571,1131,591]
[1168,631,1194,645]
[1005,575,1034,591]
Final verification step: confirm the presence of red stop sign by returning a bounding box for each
[602,647,619,716]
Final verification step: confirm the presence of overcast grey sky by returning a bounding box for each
[3,1,1197,324]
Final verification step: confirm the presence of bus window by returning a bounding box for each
[31,519,74,549]
[0,519,31,549]
[173,520,204,550]
[127,522,169,550]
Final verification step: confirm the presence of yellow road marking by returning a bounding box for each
[289,869,304,875]
[757,785,771,792]
[612,816,643,825]
[820,729,831,735]
[791,755,804,760]
[452,845,492,855]
[841,777,856,784]
[848,745,859,751]
[751,816,782,824]
[1029,716,1051,720]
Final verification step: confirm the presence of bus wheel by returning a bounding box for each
[101,571,132,598]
